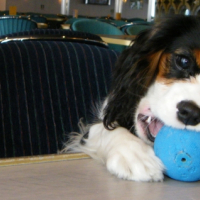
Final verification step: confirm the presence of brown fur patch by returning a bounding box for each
[193,50,200,69]
[155,52,180,85]
[146,51,174,85]
[156,53,171,83]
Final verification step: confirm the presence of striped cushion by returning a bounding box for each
[0,41,119,158]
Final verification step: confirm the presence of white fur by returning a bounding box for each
[64,75,200,182]
[135,75,200,144]
[64,64,200,182]
[65,123,164,182]
[145,76,200,129]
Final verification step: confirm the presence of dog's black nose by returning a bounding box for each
[177,101,200,126]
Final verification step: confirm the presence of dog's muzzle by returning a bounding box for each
[177,100,200,126]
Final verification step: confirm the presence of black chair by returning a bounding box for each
[0,39,119,158]
[0,29,108,49]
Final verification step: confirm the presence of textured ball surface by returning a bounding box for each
[154,126,200,182]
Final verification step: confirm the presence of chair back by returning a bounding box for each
[0,29,108,49]
[30,15,47,23]
[97,19,127,27]
[71,19,125,52]
[125,24,151,35]
[97,19,117,27]
[111,20,127,27]
[126,18,146,23]
[0,16,37,35]
[64,18,86,26]
[0,40,119,158]
[71,19,124,35]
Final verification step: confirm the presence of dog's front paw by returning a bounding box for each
[106,138,164,182]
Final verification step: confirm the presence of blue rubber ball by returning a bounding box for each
[154,126,200,182]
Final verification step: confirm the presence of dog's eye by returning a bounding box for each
[175,56,190,70]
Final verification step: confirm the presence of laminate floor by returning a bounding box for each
[0,158,200,200]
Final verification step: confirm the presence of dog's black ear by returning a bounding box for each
[103,27,164,131]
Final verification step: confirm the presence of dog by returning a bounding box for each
[63,15,200,182]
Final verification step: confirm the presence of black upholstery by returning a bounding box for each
[0,29,103,41]
[0,40,119,158]
[0,29,108,48]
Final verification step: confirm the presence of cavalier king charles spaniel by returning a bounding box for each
[64,15,200,182]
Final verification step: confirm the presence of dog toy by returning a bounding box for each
[154,126,200,182]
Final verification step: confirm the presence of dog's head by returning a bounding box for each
[103,15,200,145]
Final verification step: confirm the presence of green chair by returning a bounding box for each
[71,19,126,52]
[126,18,146,23]
[0,16,37,36]
[72,19,124,35]
[64,18,86,26]
[97,19,117,27]
[125,24,151,35]
[30,15,47,23]
[110,20,127,27]
[97,19,127,27]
